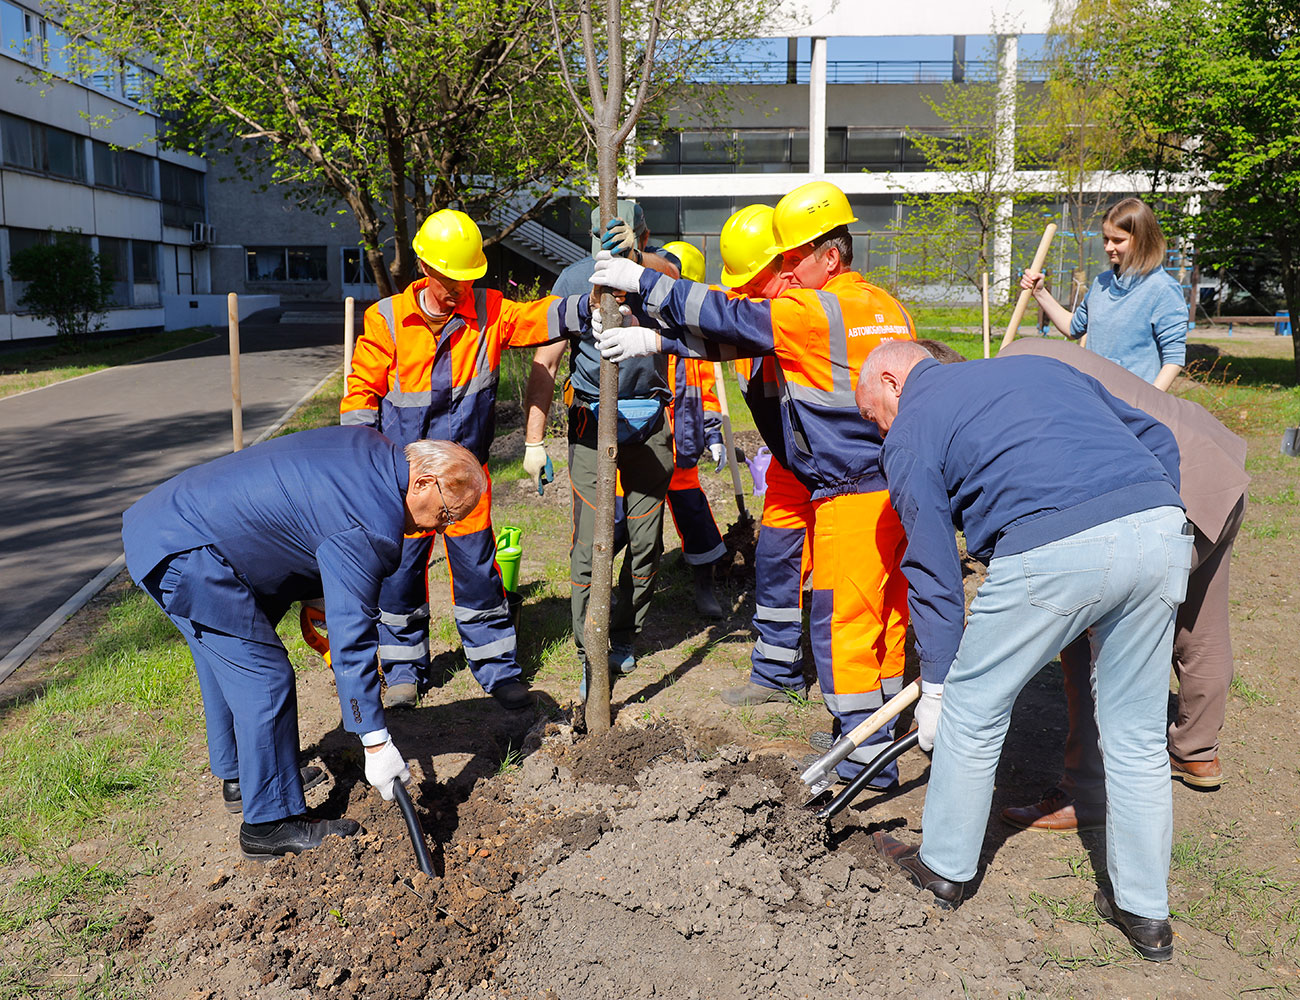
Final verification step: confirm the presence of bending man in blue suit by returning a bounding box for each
[122,427,485,860]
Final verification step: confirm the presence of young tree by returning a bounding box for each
[886,40,1049,302]
[8,232,114,340]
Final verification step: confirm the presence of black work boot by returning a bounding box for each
[1094,890,1174,962]
[239,816,361,861]
[872,831,965,909]
[692,563,724,619]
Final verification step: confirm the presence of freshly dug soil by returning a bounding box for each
[142,722,1044,1000]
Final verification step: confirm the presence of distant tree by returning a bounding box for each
[886,39,1049,302]
[1090,0,1300,378]
[53,0,774,298]
[8,232,114,340]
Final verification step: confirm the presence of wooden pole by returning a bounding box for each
[228,292,243,452]
[712,363,748,520]
[344,296,355,378]
[999,223,1057,351]
[981,272,991,359]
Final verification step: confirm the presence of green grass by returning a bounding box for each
[0,592,199,849]
[0,328,214,399]
[272,371,344,437]
[1230,673,1272,707]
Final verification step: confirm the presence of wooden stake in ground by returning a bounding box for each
[227,292,243,452]
[548,0,664,732]
[344,296,355,378]
[981,272,991,359]
[712,362,748,521]
[999,223,1057,351]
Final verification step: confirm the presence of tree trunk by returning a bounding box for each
[583,133,621,733]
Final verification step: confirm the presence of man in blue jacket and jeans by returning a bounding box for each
[123,427,485,860]
[856,340,1193,963]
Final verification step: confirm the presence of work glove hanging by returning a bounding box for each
[597,325,661,363]
[589,250,646,294]
[600,218,638,257]
[915,683,943,752]
[709,442,726,469]
[364,739,411,801]
[523,441,551,492]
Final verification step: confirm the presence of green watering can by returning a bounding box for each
[495,526,523,593]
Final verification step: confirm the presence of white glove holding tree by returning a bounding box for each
[915,683,943,752]
[364,739,411,801]
[597,326,662,363]
[589,250,646,294]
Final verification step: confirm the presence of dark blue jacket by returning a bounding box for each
[882,356,1183,686]
[122,426,409,736]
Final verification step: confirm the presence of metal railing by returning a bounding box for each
[695,59,1050,86]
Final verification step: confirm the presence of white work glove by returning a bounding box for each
[597,325,661,363]
[522,441,549,490]
[708,442,726,469]
[915,683,943,752]
[589,300,631,340]
[364,739,411,801]
[589,249,646,294]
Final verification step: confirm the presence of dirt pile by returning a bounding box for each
[137,723,1048,999]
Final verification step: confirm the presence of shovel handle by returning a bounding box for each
[800,680,920,788]
[392,780,435,876]
[816,729,920,822]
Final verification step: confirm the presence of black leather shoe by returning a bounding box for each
[1094,890,1174,962]
[872,831,965,909]
[239,816,361,860]
[222,766,326,814]
[491,680,535,711]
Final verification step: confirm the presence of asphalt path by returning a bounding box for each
[0,316,344,663]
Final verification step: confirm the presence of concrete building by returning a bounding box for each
[0,0,215,340]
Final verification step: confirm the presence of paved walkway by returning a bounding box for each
[0,314,346,664]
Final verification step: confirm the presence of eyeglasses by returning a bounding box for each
[433,477,454,528]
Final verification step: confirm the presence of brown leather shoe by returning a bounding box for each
[1170,754,1222,789]
[1001,786,1104,832]
[871,831,964,909]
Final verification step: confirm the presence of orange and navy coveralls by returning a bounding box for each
[640,270,916,783]
[341,279,579,693]
[664,358,726,565]
[734,355,816,696]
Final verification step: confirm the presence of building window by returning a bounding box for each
[0,113,86,182]
[97,236,129,305]
[0,0,33,62]
[123,61,155,104]
[159,161,205,227]
[92,140,155,197]
[246,246,328,282]
[342,248,377,286]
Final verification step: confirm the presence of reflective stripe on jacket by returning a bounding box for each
[643,271,916,498]
[341,279,578,462]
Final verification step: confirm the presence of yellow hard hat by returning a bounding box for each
[662,241,706,283]
[411,209,488,280]
[719,205,778,288]
[767,181,857,255]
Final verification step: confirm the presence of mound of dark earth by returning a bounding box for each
[147,722,1046,999]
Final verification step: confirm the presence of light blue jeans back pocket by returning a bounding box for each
[1022,534,1116,615]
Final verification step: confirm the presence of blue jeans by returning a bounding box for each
[920,506,1192,919]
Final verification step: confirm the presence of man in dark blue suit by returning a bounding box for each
[123,427,485,860]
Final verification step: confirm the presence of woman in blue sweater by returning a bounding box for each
[1021,198,1187,391]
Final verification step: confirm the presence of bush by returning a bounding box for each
[7,230,115,340]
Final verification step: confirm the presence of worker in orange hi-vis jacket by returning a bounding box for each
[591,181,918,788]
[659,241,728,618]
[341,209,583,712]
